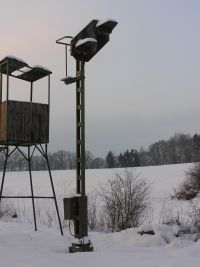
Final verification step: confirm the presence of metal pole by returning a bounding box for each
[0,70,2,102]
[6,61,9,101]
[45,144,63,236]
[80,61,85,197]
[76,60,81,194]
[65,45,68,77]
[48,75,50,106]
[28,146,37,231]
[30,82,33,102]
[0,146,9,203]
[48,75,50,143]
[75,60,88,239]
[76,60,86,196]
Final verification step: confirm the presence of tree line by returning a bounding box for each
[106,133,200,168]
[0,150,106,172]
[0,133,199,171]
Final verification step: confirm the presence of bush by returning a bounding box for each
[99,168,151,232]
[173,163,200,200]
[0,198,17,220]
[187,163,200,190]
[188,199,200,231]
[173,182,198,200]
[88,193,98,230]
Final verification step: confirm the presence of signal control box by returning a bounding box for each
[63,196,88,238]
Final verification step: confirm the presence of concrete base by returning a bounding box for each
[69,241,94,253]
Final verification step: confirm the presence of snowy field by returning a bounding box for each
[1,163,200,267]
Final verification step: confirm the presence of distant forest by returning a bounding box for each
[1,133,200,171]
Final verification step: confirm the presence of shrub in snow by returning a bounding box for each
[173,183,198,200]
[88,193,98,230]
[0,197,17,220]
[158,199,184,226]
[187,199,200,231]
[99,168,151,232]
[88,192,109,231]
[173,163,200,200]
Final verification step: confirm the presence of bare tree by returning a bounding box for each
[66,151,76,169]
[99,168,151,231]
[85,151,94,169]
[91,157,106,169]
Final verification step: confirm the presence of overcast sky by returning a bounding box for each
[1,0,200,157]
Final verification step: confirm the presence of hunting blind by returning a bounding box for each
[0,56,50,145]
[0,55,63,235]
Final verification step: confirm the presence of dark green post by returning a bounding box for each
[76,60,86,197]
[57,19,117,253]
[74,60,88,239]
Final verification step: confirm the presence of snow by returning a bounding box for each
[19,66,31,73]
[96,18,118,27]
[5,55,28,65]
[2,56,51,72]
[0,220,200,267]
[11,66,32,77]
[32,65,51,72]
[138,224,178,243]
[75,38,97,48]
[0,163,200,266]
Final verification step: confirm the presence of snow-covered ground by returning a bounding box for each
[1,163,200,267]
[1,220,200,267]
[0,163,192,224]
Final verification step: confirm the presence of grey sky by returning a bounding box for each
[1,0,200,157]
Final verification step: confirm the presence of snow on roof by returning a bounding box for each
[20,67,31,73]
[32,65,51,72]
[11,67,31,77]
[96,18,117,27]
[75,38,97,48]
[6,55,28,65]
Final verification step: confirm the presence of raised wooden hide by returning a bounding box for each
[0,100,49,145]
